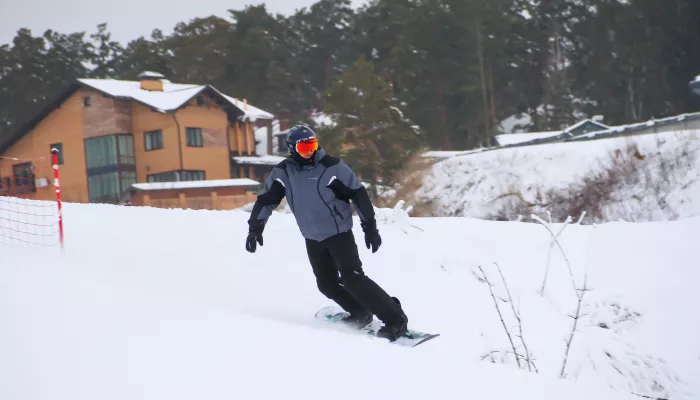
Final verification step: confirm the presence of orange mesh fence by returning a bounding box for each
[0,150,63,248]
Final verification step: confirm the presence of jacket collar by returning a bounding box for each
[286,147,326,169]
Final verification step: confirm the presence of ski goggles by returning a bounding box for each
[295,138,318,157]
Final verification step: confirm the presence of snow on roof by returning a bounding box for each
[79,78,204,113]
[233,155,286,165]
[572,111,700,141]
[562,118,609,134]
[78,78,273,121]
[131,178,260,191]
[139,71,165,79]
[218,93,274,120]
[493,131,562,146]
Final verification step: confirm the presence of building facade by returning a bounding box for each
[0,72,275,208]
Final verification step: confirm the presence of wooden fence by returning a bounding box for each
[140,191,257,211]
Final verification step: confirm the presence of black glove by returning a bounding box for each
[246,219,265,253]
[360,218,382,253]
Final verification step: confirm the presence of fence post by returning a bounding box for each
[50,147,64,249]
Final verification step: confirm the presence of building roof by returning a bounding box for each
[493,119,610,147]
[0,75,274,156]
[130,178,260,191]
[77,78,274,119]
[567,111,700,142]
[493,130,561,146]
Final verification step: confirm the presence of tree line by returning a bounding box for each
[1,0,699,182]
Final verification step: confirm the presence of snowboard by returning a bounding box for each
[314,306,440,348]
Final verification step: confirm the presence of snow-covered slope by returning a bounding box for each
[414,130,700,222]
[1,202,698,400]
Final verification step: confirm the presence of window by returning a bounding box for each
[84,96,91,106]
[86,136,118,168]
[13,162,36,193]
[118,135,135,165]
[196,96,205,105]
[186,127,203,147]
[88,172,120,203]
[50,143,64,164]
[120,171,137,193]
[84,134,136,203]
[145,130,163,151]
[180,170,204,181]
[147,170,205,183]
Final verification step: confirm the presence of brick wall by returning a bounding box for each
[82,90,132,138]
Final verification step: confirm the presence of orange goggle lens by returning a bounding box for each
[295,139,318,156]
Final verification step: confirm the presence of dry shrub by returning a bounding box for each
[374,152,436,216]
[491,132,700,224]
[547,134,698,223]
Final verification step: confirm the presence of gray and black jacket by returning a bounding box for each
[249,148,375,242]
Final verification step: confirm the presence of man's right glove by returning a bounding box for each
[360,218,382,253]
[246,219,265,253]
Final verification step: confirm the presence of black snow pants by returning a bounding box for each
[305,229,406,325]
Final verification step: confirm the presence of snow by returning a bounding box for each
[1,200,698,400]
[573,112,700,140]
[494,130,563,146]
[218,93,275,120]
[254,119,282,156]
[499,112,534,134]
[414,130,700,222]
[130,178,260,191]
[79,78,204,112]
[233,155,286,166]
[78,78,273,121]
[309,110,337,128]
[422,148,489,159]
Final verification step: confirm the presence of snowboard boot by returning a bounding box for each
[340,309,373,329]
[377,297,408,342]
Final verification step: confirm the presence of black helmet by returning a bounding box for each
[285,125,318,157]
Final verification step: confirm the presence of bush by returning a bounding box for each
[490,133,700,224]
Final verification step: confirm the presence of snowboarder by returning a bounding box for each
[245,124,409,341]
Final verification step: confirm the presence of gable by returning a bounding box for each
[568,121,608,136]
[0,82,82,156]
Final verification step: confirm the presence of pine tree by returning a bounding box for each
[320,55,424,197]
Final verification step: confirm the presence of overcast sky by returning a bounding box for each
[1,0,368,47]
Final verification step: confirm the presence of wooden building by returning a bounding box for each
[0,71,276,209]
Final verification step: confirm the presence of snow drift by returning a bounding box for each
[1,201,698,400]
[414,130,700,223]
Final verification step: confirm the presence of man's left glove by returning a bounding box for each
[360,218,382,253]
[246,219,265,253]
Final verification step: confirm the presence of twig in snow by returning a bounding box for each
[531,214,578,295]
[480,350,539,372]
[477,265,522,369]
[560,268,591,378]
[493,262,535,372]
[630,392,668,400]
[539,215,573,296]
[575,211,587,224]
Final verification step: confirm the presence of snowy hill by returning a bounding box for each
[414,130,700,223]
[2,202,698,400]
